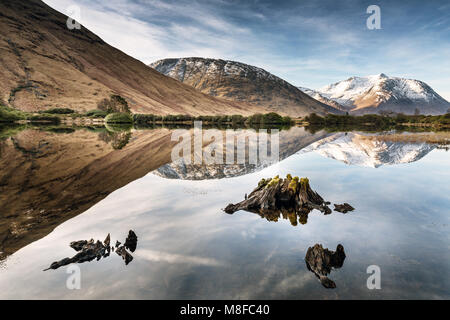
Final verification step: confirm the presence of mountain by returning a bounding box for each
[315,74,450,115]
[298,87,346,111]
[150,58,343,117]
[0,0,263,115]
[301,132,436,168]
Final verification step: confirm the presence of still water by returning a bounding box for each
[0,126,449,299]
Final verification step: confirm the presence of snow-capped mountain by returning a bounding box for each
[314,74,450,115]
[300,132,436,168]
[298,87,346,111]
[150,58,343,117]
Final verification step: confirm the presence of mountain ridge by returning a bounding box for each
[150,57,344,117]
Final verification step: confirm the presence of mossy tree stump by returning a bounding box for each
[224,175,332,216]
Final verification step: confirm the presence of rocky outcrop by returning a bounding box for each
[305,244,346,288]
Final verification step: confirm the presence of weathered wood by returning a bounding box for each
[224,175,332,216]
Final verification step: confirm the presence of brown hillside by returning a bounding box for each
[0,0,264,115]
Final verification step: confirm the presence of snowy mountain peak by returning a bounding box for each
[314,74,450,115]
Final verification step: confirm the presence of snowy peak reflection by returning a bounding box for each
[300,132,438,168]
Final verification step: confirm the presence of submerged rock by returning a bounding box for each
[70,240,88,252]
[44,230,138,271]
[104,233,111,247]
[124,230,138,253]
[305,244,346,288]
[334,203,355,213]
[116,246,133,265]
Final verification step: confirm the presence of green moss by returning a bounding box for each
[257,178,271,188]
[288,212,298,226]
[299,177,310,191]
[288,176,299,192]
[266,175,280,188]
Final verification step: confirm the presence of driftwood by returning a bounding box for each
[305,244,346,289]
[224,175,332,218]
[44,230,137,271]
[224,175,354,226]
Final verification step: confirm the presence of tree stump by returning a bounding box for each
[224,175,332,217]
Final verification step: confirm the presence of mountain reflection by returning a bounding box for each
[300,132,442,168]
[0,126,446,263]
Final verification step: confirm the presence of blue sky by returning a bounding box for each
[44,0,450,99]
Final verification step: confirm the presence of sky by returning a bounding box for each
[43,0,450,100]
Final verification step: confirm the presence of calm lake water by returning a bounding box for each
[0,126,449,299]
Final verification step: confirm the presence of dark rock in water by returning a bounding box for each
[44,231,138,271]
[334,203,355,213]
[70,240,88,252]
[116,246,133,265]
[305,244,346,289]
[224,175,336,225]
[124,230,138,253]
[104,233,111,247]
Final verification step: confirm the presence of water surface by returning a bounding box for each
[0,127,449,299]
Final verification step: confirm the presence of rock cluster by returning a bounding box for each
[44,230,137,271]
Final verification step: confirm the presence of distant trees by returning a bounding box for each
[414,108,420,115]
[97,94,130,114]
[304,112,450,129]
